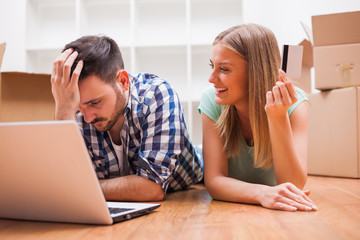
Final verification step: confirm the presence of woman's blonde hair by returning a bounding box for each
[214,24,281,169]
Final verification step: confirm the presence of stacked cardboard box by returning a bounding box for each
[0,43,54,122]
[307,11,360,178]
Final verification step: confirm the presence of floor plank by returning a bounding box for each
[0,176,359,240]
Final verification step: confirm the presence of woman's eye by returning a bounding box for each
[209,63,214,69]
[220,67,229,72]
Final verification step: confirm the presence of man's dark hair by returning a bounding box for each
[63,35,124,84]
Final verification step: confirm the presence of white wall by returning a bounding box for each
[1,0,360,72]
[0,0,26,71]
[243,0,360,46]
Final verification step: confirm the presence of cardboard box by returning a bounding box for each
[308,87,360,178]
[0,42,54,122]
[301,11,360,90]
[314,43,360,90]
[312,11,360,47]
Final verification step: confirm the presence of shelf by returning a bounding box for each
[25,46,131,75]
[134,0,187,46]
[78,0,131,46]
[191,45,212,101]
[26,48,61,74]
[118,47,131,72]
[134,45,188,101]
[190,0,243,45]
[26,0,77,49]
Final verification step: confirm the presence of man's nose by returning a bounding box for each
[79,107,96,123]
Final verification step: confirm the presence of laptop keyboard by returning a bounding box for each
[109,207,135,215]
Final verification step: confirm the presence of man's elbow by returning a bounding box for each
[151,187,165,201]
[146,182,165,201]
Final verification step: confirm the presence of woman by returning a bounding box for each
[199,24,317,211]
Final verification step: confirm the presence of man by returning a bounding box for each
[51,35,203,201]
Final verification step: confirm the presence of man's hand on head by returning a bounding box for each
[51,48,84,120]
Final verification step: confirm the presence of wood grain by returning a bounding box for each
[0,176,359,240]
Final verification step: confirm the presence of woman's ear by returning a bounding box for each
[116,70,130,91]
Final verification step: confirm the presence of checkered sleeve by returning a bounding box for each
[135,81,184,192]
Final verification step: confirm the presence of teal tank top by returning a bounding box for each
[198,86,308,186]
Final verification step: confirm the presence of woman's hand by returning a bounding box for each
[259,182,317,211]
[50,48,83,120]
[265,70,297,119]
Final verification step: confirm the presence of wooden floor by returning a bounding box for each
[0,176,359,240]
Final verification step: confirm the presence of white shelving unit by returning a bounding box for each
[25,0,243,144]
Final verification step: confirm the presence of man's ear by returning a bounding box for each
[116,70,130,91]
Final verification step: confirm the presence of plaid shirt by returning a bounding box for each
[76,73,203,192]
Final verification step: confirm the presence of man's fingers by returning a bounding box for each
[63,51,79,84]
[52,48,74,84]
[55,48,73,63]
[51,58,58,85]
[70,60,84,87]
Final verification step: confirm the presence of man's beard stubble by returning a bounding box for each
[91,87,126,132]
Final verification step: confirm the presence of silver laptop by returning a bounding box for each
[0,120,160,225]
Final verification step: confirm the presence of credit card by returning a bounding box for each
[281,45,303,79]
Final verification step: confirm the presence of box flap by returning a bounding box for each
[299,39,313,68]
[312,11,360,46]
[300,21,313,45]
[0,71,54,122]
[0,42,6,71]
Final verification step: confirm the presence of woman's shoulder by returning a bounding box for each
[295,86,308,100]
[287,86,309,116]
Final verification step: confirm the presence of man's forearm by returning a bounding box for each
[99,175,165,202]
[54,105,77,120]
